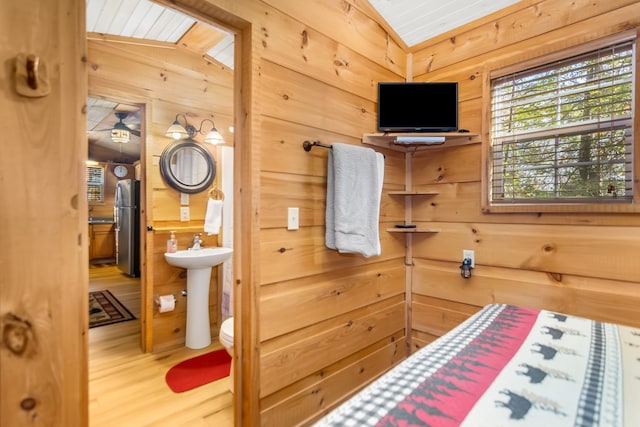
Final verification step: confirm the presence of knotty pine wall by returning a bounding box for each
[407,0,640,350]
[87,37,234,351]
[1,1,88,425]
[246,1,408,424]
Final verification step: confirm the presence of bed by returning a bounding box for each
[314,304,640,426]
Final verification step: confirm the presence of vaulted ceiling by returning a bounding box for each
[368,0,521,47]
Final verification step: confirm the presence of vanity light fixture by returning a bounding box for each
[200,119,224,145]
[165,113,224,144]
[165,113,192,139]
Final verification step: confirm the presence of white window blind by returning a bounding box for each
[490,40,635,204]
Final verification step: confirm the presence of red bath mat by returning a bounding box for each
[165,349,232,393]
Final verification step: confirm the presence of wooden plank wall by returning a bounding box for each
[0,0,88,426]
[87,38,234,351]
[251,1,409,424]
[408,0,640,350]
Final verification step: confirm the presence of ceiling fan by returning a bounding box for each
[92,111,140,143]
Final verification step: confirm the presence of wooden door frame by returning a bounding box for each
[1,0,88,425]
[132,1,258,424]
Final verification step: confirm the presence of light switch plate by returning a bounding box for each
[180,207,190,222]
[287,207,299,230]
[180,193,189,205]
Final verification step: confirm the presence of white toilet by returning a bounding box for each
[219,317,234,392]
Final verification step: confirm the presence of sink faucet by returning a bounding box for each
[190,233,203,250]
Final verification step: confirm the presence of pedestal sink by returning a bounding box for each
[165,247,233,349]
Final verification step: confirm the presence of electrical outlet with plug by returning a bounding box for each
[462,249,475,268]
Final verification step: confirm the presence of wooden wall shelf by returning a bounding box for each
[387,228,441,233]
[388,190,439,196]
[363,132,479,152]
[378,135,459,234]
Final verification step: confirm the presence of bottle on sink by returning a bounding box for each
[166,231,178,253]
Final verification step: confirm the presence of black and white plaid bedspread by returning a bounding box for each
[314,304,640,427]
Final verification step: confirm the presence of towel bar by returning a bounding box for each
[302,140,385,158]
[302,140,332,151]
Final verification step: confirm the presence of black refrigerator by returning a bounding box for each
[114,179,140,277]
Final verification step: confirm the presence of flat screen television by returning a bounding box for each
[377,82,459,132]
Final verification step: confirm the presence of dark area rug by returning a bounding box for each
[165,349,232,393]
[89,290,135,328]
[89,258,117,268]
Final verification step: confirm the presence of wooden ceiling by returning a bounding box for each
[86,0,234,67]
[87,97,141,164]
[367,0,522,48]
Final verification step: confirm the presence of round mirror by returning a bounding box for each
[159,140,216,194]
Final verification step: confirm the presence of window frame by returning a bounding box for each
[481,31,640,214]
[87,164,105,204]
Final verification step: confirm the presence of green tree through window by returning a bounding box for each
[490,39,634,204]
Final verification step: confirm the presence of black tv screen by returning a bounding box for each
[377,82,458,132]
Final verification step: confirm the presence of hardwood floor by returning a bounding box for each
[89,265,234,427]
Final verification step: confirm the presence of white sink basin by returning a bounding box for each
[164,246,233,349]
[164,247,232,269]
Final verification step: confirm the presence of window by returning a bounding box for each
[488,36,635,210]
[87,165,104,203]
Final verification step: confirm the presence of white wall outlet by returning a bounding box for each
[180,192,189,205]
[287,207,299,230]
[463,249,475,268]
[180,206,190,222]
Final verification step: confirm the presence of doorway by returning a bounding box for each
[86,11,235,351]
[85,0,251,423]
[86,96,145,346]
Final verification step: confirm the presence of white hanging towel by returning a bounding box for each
[204,198,223,235]
[325,142,384,257]
[220,146,234,319]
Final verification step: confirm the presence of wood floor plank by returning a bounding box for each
[88,266,233,427]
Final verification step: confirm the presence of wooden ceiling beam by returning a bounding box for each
[177,22,227,54]
[87,32,176,49]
